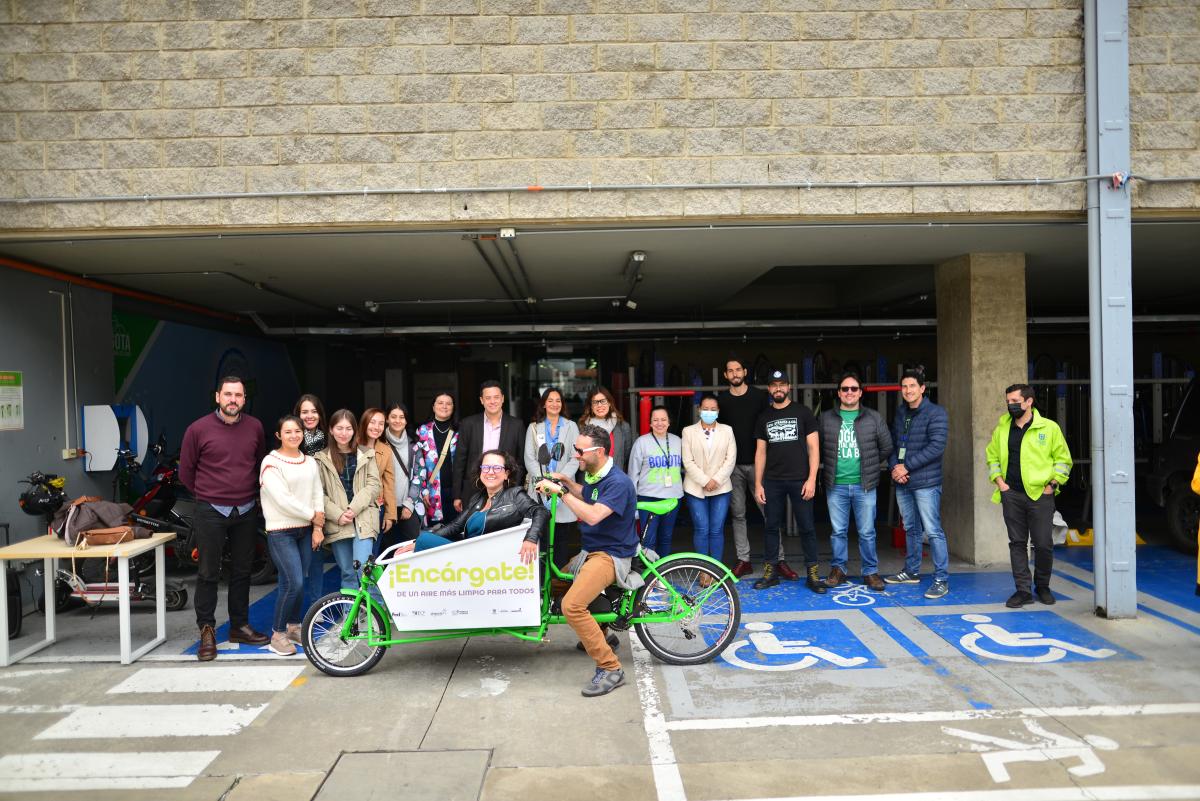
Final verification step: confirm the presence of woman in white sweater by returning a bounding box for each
[259,414,324,656]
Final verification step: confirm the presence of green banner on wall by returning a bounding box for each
[113,312,162,395]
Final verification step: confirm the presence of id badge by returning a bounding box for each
[897,447,906,461]
[664,474,674,488]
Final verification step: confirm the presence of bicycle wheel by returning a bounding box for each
[633,557,740,666]
[302,592,388,677]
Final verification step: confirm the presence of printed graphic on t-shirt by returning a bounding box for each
[838,418,860,459]
[765,417,798,443]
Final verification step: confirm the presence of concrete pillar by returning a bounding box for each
[936,253,1027,567]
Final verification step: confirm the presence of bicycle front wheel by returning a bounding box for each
[633,557,740,666]
[302,592,388,677]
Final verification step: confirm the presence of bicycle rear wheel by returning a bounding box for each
[302,592,388,677]
[634,557,740,665]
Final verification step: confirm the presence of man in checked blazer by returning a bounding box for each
[452,379,526,511]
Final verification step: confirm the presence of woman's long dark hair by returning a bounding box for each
[385,401,415,439]
[533,387,564,423]
[579,385,624,425]
[294,393,326,432]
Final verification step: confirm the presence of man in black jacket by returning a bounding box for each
[818,371,893,592]
[453,380,525,511]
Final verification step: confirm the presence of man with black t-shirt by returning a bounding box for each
[719,357,786,579]
[753,370,826,593]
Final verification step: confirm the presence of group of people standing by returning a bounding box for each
[178,361,1074,666]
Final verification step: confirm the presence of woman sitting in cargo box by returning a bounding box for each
[392,450,545,565]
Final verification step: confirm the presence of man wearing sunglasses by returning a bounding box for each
[536,424,639,697]
[818,371,893,592]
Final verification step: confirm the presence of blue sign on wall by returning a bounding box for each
[719,619,881,672]
[919,611,1138,665]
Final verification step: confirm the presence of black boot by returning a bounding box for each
[806,564,827,594]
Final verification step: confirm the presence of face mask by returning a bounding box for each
[699,410,719,425]
[1007,402,1025,417]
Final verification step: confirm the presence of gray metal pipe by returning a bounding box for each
[4,174,1198,207]
[244,311,1199,338]
[1084,0,1107,606]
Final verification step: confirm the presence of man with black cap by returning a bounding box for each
[753,369,826,593]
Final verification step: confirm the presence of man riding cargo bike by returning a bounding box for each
[300,429,742,695]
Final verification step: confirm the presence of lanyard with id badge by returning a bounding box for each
[653,434,673,487]
[898,412,914,462]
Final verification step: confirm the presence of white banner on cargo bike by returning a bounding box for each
[378,524,541,628]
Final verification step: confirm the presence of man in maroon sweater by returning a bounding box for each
[179,376,268,661]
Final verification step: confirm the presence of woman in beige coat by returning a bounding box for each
[314,409,382,591]
[682,394,738,562]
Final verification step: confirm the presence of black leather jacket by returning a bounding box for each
[433,485,548,544]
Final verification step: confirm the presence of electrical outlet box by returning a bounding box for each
[61,448,78,460]
[499,227,516,238]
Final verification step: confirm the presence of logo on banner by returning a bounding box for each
[379,525,540,628]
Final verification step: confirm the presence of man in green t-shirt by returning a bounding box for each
[818,372,893,591]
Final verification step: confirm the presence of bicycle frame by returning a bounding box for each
[332,493,737,648]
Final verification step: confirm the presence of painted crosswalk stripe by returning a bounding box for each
[34,704,267,739]
[0,751,220,793]
[107,665,305,694]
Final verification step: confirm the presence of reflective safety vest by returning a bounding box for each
[985,409,1072,504]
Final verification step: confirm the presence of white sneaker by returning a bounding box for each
[268,631,296,656]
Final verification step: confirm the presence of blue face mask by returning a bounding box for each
[699,410,719,425]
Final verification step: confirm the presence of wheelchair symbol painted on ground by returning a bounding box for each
[920,611,1135,665]
[719,621,878,671]
[942,718,1118,783]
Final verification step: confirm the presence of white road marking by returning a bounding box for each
[630,636,687,801]
[0,686,20,694]
[665,702,1200,731]
[0,668,71,678]
[0,704,81,714]
[35,703,268,739]
[721,787,1200,801]
[22,652,305,663]
[108,665,305,694]
[0,751,220,793]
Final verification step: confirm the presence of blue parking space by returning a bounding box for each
[1058,544,1200,613]
[739,571,1072,614]
[718,619,881,672]
[918,610,1139,665]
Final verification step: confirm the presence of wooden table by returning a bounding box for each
[0,531,176,666]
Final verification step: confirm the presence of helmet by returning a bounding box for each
[18,473,66,517]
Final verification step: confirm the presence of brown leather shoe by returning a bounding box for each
[824,566,847,588]
[197,625,217,662]
[228,624,269,646]
[731,560,753,578]
[864,573,886,592]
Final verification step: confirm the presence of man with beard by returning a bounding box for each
[719,357,791,579]
[179,376,268,661]
[753,370,825,593]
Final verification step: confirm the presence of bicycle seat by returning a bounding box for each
[636,497,678,516]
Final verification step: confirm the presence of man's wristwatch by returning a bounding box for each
[1048,480,1059,490]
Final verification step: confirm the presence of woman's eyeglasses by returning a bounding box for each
[591,398,609,406]
[479,464,507,474]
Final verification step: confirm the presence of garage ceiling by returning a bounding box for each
[1,219,1197,329]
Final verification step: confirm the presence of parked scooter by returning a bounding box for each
[119,437,276,585]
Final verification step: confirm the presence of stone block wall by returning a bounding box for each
[0,0,1196,230]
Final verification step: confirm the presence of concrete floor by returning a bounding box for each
[1,534,1198,801]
